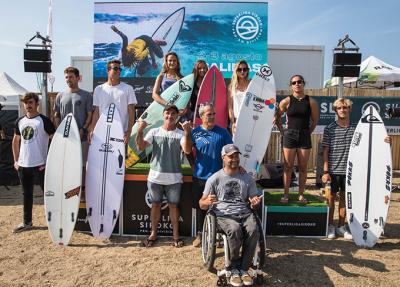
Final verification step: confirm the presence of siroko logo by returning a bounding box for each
[232,11,263,44]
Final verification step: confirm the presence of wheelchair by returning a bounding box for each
[201,209,266,286]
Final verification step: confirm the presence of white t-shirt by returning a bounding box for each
[93,82,137,131]
[144,127,185,185]
[15,114,55,167]
[233,88,246,119]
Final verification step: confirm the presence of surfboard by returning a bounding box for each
[233,64,276,177]
[126,73,194,167]
[152,7,185,56]
[85,104,125,239]
[193,65,227,128]
[44,114,82,245]
[345,105,392,247]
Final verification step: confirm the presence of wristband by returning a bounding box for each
[323,171,329,174]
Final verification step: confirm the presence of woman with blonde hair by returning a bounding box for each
[152,52,183,106]
[228,60,251,134]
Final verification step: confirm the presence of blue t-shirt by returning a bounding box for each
[192,125,232,180]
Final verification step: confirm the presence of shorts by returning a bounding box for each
[282,128,312,149]
[147,181,182,204]
[192,177,207,208]
[330,174,346,194]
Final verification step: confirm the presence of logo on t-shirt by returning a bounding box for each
[223,180,242,202]
[21,125,37,142]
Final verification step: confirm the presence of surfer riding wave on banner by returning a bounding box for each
[111,25,167,76]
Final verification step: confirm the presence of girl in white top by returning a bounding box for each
[228,60,251,135]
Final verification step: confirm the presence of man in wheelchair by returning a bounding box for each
[199,144,262,287]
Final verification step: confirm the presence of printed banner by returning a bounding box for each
[94,1,268,106]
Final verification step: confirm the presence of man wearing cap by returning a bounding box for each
[199,144,262,287]
[188,103,233,247]
[12,92,56,233]
[136,104,192,247]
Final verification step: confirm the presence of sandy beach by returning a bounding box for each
[1,174,399,287]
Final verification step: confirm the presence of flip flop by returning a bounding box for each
[141,238,157,247]
[171,238,184,248]
[280,197,289,204]
[298,196,309,204]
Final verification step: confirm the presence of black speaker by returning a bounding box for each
[394,82,400,87]
[24,49,51,61]
[332,65,360,77]
[333,53,362,65]
[24,61,51,73]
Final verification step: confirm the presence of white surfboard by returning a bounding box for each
[86,104,125,239]
[233,64,276,177]
[44,114,82,245]
[346,105,392,247]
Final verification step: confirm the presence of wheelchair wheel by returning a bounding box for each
[201,212,217,271]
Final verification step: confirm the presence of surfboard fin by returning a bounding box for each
[379,217,385,235]
[100,224,104,233]
[113,210,117,220]
[363,230,367,241]
[88,207,92,217]
[71,212,75,222]
[59,228,63,239]
[349,213,354,223]
[47,212,52,221]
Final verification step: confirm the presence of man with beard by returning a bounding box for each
[199,144,262,287]
[12,93,55,233]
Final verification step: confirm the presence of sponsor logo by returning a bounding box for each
[232,11,263,44]
[110,137,124,143]
[64,186,80,199]
[141,111,149,120]
[253,95,264,103]
[253,103,264,112]
[361,102,380,114]
[179,81,192,92]
[99,143,114,153]
[167,92,181,105]
[145,190,168,210]
[362,222,370,229]
[21,125,36,142]
[243,153,250,158]
[63,116,72,138]
[244,92,253,107]
[351,132,362,147]
[45,190,55,197]
[258,64,272,77]
[361,114,382,124]
[252,115,259,121]
[116,149,124,175]
[244,144,253,152]
[264,98,276,110]
[107,104,115,123]
[347,192,352,209]
[385,165,391,191]
[347,161,353,186]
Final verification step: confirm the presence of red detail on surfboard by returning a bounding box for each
[193,65,227,128]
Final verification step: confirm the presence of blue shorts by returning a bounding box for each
[147,181,182,204]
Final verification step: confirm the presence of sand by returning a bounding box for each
[0,173,399,287]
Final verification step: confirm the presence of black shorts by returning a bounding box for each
[282,128,312,149]
[192,177,207,208]
[331,174,346,194]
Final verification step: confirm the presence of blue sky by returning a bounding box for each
[1,0,399,92]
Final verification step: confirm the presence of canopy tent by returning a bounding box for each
[325,56,400,89]
[0,72,26,185]
[0,72,28,106]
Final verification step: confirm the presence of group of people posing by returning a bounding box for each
[11,51,391,287]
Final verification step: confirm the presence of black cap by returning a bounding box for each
[163,104,179,113]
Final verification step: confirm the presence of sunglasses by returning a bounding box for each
[108,66,122,72]
[291,80,304,85]
[237,67,249,73]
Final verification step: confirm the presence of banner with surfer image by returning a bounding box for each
[94,1,268,106]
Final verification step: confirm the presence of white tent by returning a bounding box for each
[0,72,28,108]
[325,56,400,89]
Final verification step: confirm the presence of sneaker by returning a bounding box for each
[192,233,202,248]
[327,224,336,239]
[12,222,32,233]
[240,270,253,286]
[337,226,353,240]
[229,269,243,287]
